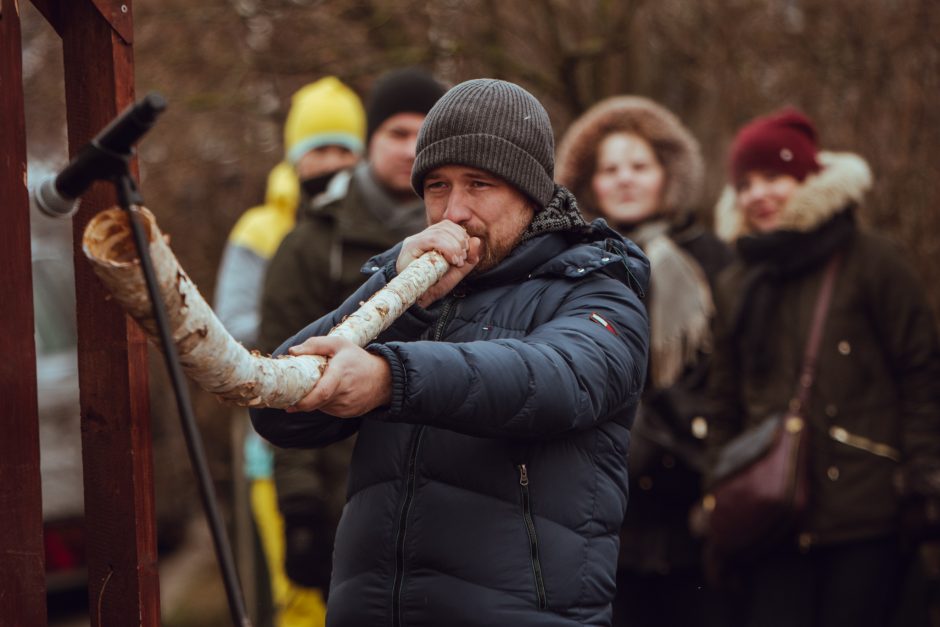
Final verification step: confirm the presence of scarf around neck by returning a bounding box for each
[520,185,592,242]
[733,208,856,375]
[357,162,427,237]
[629,220,715,388]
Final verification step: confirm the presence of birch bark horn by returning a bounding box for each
[81,207,449,408]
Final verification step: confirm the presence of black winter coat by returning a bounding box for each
[619,223,732,574]
[708,152,940,548]
[708,225,940,546]
[252,222,650,626]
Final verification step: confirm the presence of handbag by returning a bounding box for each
[702,254,842,558]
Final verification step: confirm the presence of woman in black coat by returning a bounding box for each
[705,107,940,627]
[557,96,732,627]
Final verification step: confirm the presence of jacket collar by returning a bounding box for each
[303,164,424,249]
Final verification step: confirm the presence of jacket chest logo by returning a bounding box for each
[589,312,618,335]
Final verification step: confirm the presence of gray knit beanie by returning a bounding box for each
[411,79,555,207]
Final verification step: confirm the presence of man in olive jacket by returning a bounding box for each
[258,68,446,594]
[251,79,650,626]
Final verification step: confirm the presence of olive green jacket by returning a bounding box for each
[258,164,423,530]
[258,168,418,356]
[708,153,940,547]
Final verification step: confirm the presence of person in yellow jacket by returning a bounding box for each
[216,77,364,346]
[214,76,365,627]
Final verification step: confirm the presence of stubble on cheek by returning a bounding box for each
[468,219,530,273]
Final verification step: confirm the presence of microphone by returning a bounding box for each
[34,92,167,218]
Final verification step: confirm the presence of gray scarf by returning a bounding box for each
[316,163,427,281]
[357,162,426,237]
[629,220,714,388]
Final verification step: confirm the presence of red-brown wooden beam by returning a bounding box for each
[58,1,161,624]
[0,1,48,625]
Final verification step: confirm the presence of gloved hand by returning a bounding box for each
[282,511,335,591]
[896,461,940,544]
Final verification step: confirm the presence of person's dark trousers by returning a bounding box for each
[891,544,932,627]
[743,535,906,627]
[612,568,727,627]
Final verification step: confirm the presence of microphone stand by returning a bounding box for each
[94,146,252,627]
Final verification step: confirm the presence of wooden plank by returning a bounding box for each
[89,0,134,45]
[58,1,161,624]
[30,0,134,42]
[0,1,49,624]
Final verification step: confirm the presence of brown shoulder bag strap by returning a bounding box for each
[791,253,843,413]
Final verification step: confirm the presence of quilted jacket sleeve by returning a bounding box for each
[371,274,648,440]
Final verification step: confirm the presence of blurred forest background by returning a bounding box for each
[19,0,940,567]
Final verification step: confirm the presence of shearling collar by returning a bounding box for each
[715,151,872,242]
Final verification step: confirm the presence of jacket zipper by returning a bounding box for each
[393,427,424,627]
[392,295,461,627]
[518,463,548,609]
[431,293,461,341]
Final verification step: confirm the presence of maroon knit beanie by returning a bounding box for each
[729,107,821,184]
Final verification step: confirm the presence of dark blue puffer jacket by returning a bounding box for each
[252,220,650,627]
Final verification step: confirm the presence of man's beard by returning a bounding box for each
[468,211,532,273]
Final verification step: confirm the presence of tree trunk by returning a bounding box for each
[82,207,447,408]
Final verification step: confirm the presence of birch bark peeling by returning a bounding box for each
[81,207,448,408]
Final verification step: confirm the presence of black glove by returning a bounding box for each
[896,461,940,544]
[282,511,335,591]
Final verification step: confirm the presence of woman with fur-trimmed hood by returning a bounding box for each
[705,107,940,626]
[557,96,732,627]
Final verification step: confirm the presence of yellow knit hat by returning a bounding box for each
[284,77,366,165]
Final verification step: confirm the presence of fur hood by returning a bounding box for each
[556,96,704,223]
[715,151,873,242]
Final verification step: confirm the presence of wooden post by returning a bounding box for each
[0,1,48,624]
[58,1,162,624]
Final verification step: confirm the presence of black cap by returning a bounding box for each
[366,67,447,143]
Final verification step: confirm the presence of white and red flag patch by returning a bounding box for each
[589,312,618,335]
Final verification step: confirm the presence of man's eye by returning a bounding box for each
[471,180,492,188]
[425,181,445,191]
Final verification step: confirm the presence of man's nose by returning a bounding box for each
[442,189,472,224]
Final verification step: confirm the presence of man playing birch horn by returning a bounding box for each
[250,79,651,627]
